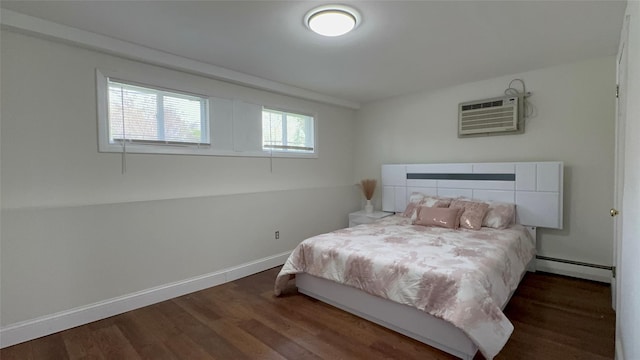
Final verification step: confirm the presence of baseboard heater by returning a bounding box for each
[536,255,613,271]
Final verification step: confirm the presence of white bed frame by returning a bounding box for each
[296,162,564,360]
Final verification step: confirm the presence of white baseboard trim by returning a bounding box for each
[535,259,612,283]
[0,250,291,348]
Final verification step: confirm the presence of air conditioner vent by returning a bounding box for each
[458,96,522,137]
[461,100,504,111]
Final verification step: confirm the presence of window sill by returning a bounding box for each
[98,143,318,158]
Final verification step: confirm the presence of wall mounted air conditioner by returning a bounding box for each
[458,96,523,137]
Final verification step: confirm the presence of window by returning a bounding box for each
[262,108,314,153]
[107,79,209,146]
[97,69,316,158]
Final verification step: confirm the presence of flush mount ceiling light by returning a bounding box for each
[304,5,361,37]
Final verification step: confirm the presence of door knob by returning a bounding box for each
[610,208,619,217]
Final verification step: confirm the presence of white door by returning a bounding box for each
[612,15,629,310]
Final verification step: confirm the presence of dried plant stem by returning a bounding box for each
[360,179,377,200]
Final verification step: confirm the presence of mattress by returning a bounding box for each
[274,215,535,359]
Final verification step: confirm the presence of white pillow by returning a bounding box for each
[482,201,516,229]
[402,193,452,221]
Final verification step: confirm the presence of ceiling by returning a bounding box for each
[0,1,627,106]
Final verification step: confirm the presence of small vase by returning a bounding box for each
[364,199,373,214]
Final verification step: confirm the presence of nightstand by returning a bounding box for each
[348,210,394,227]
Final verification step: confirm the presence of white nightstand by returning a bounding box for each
[348,210,394,227]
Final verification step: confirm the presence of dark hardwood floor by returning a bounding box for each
[1,267,615,359]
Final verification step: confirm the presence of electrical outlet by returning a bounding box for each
[275,231,280,239]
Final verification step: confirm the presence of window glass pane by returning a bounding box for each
[107,80,208,145]
[262,108,314,153]
[262,110,283,149]
[286,115,308,148]
[109,84,157,142]
[163,96,203,143]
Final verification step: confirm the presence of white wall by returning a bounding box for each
[354,56,616,281]
[0,20,626,349]
[0,30,359,328]
[618,3,640,359]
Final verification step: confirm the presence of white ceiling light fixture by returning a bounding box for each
[305,4,361,37]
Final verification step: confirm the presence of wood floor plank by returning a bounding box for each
[29,333,69,360]
[172,293,222,322]
[207,318,288,360]
[130,306,183,342]
[0,341,34,360]
[496,331,613,360]
[369,339,456,360]
[203,287,349,358]
[509,319,613,358]
[263,288,456,359]
[198,286,255,322]
[172,294,287,360]
[113,313,177,360]
[162,333,216,360]
[91,324,141,360]
[263,288,455,359]
[0,268,615,360]
[62,325,105,360]
[238,318,322,360]
[248,306,358,359]
[505,296,615,342]
[154,300,250,360]
[245,293,380,359]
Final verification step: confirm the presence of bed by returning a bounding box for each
[274,161,564,359]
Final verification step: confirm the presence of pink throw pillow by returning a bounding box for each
[414,206,463,229]
[450,200,490,230]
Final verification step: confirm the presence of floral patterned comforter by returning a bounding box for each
[274,215,535,359]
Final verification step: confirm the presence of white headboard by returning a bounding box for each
[382,161,563,229]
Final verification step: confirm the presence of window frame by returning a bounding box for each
[97,69,213,156]
[97,69,318,158]
[107,80,210,146]
[262,106,316,155]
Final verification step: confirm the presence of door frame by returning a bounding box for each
[613,14,629,311]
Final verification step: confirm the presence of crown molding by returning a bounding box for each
[0,9,360,110]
